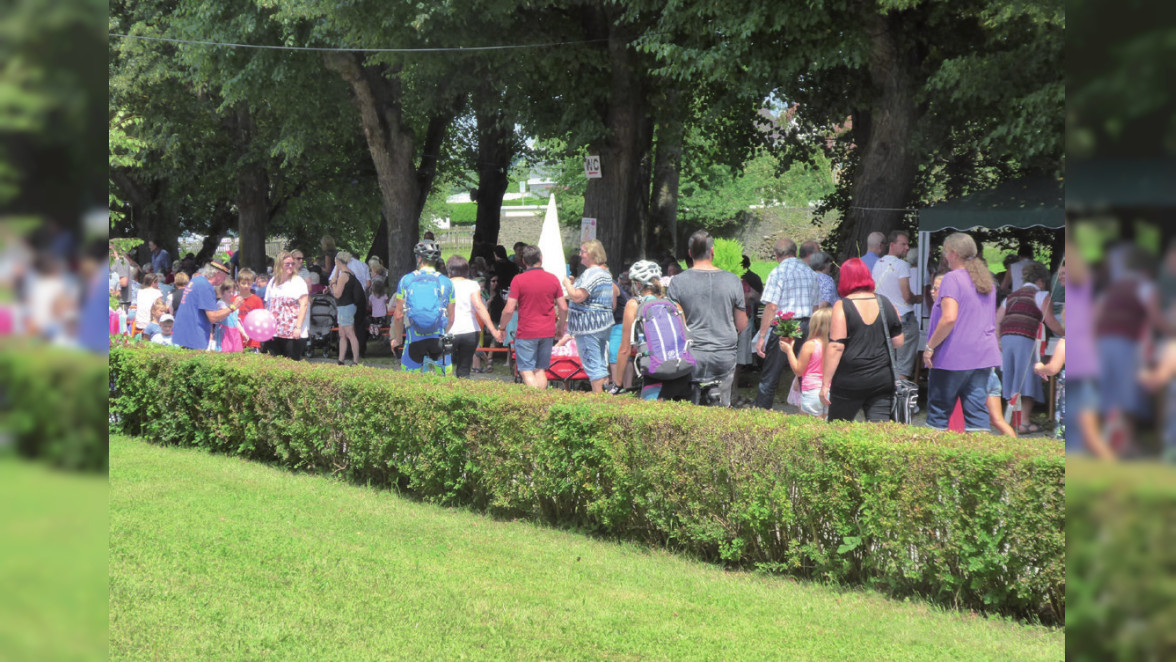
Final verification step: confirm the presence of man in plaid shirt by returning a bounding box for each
[753,238,821,409]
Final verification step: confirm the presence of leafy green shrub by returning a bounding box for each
[1066,460,1176,660]
[0,342,109,471]
[110,344,1064,623]
[711,237,746,275]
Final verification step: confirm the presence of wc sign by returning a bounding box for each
[584,155,602,179]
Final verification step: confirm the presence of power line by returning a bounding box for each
[109,32,607,53]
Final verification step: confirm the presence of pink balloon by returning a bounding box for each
[244,308,277,342]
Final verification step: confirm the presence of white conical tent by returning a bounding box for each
[536,194,568,293]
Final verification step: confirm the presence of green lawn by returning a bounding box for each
[0,459,108,662]
[110,436,1062,661]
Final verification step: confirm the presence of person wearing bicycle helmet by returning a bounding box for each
[391,240,456,373]
[614,260,693,401]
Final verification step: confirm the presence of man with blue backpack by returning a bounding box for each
[390,240,456,374]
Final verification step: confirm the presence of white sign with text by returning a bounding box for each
[584,155,602,179]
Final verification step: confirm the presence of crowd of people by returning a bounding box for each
[103,227,1087,446]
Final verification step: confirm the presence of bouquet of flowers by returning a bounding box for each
[769,310,802,338]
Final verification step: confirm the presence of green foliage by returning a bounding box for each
[111,344,1065,623]
[0,343,109,472]
[711,238,745,275]
[1065,459,1176,661]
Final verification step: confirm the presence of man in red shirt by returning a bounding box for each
[497,245,568,389]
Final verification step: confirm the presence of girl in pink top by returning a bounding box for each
[780,306,832,418]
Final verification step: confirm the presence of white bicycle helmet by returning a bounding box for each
[628,260,662,286]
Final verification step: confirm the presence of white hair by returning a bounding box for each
[867,232,886,250]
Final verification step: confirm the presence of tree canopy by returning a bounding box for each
[110,0,1064,274]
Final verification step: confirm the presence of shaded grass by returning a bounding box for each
[0,460,108,662]
[110,436,1062,661]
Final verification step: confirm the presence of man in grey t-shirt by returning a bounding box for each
[667,230,748,407]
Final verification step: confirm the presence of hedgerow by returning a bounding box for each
[0,342,108,472]
[1066,460,1176,660]
[109,344,1064,623]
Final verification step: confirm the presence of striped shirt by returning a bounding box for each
[568,266,614,335]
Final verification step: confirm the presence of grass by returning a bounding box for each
[110,436,1063,661]
[0,459,108,662]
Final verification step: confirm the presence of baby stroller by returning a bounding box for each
[306,294,338,358]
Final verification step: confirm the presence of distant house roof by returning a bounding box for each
[919,175,1064,233]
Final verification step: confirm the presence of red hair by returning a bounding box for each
[837,257,875,297]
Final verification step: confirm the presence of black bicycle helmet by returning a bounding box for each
[413,240,442,264]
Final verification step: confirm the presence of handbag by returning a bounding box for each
[876,295,918,424]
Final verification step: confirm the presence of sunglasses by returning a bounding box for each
[283,261,295,266]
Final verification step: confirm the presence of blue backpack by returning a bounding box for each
[404,271,446,334]
[634,298,695,380]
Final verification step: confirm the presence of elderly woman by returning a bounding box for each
[809,250,839,307]
[561,239,617,393]
[330,251,365,366]
[995,261,1065,434]
[923,232,1002,432]
[265,250,310,360]
[821,258,904,422]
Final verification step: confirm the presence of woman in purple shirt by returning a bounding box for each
[923,233,1002,432]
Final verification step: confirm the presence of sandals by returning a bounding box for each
[1018,423,1043,435]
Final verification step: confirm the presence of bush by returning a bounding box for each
[0,342,109,472]
[1065,460,1176,660]
[109,345,1064,623]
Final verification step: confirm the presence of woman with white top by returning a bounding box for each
[445,255,503,378]
[133,272,163,337]
[265,250,310,360]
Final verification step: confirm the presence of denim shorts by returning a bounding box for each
[514,337,553,373]
[336,303,357,327]
[800,389,828,417]
[986,368,1002,399]
[575,327,613,381]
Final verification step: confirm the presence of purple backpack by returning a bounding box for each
[634,299,696,380]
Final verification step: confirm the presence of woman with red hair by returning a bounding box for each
[821,258,905,422]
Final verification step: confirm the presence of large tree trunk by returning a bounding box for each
[236,165,269,273]
[415,103,460,221]
[836,13,920,262]
[473,104,513,256]
[582,23,651,269]
[327,53,423,283]
[648,90,684,258]
[112,171,173,262]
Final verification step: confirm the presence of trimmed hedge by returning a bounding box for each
[1066,460,1176,660]
[110,345,1065,623]
[0,342,109,471]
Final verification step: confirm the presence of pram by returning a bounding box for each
[510,337,590,390]
[306,294,338,358]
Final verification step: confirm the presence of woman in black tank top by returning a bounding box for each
[822,258,904,422]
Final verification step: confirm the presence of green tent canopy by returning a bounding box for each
[919,175,1064,233]
[1065,158,1176,209]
